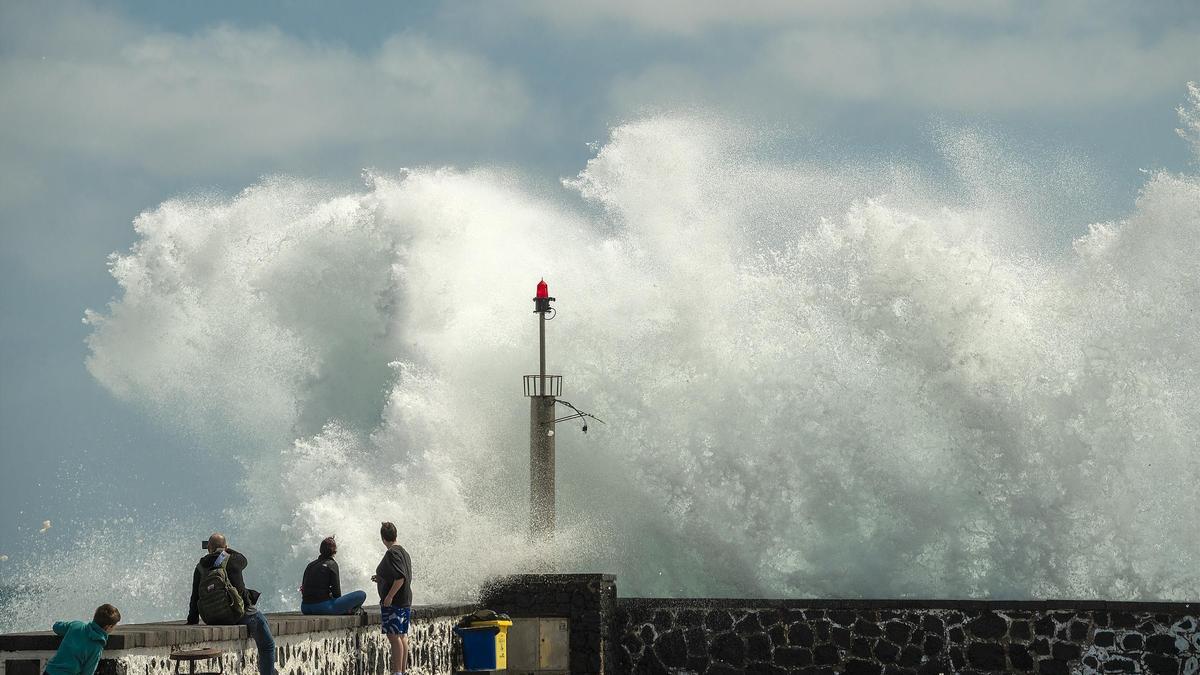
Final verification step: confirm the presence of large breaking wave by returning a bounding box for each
[4,90,1199,631]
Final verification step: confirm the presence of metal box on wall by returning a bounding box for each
[504,617,569,674]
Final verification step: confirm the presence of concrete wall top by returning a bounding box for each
[0,604,477,652]
[486,573,616,584]
[618,597,1200,613]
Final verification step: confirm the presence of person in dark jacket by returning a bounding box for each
[187,533,276,675]
[43,604,120,675]
[300,536,366,615]
[371,521,412,675]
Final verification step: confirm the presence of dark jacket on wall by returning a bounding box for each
[301,556,342,603]
[188,549,259,623]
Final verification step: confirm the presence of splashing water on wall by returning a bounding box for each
[4,97,1199,632]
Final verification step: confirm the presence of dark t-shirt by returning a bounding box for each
[375,544,412,607]
[301,556,341,603]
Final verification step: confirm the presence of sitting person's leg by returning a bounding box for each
[240,609,277,675]
[329,590,367,615]
[300,599,336,615]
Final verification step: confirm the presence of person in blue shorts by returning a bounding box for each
[371,521,412,675]
[300,536,367,615]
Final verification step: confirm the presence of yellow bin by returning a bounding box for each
[456,618,513,670]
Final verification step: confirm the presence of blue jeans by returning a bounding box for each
[301,590,367,615]
[240,608,276,675]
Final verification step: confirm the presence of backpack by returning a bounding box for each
[197,555,245,625]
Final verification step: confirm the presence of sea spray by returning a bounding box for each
[3,100,1198,632]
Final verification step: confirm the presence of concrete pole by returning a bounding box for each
[531,309,556,541]
[530,395,556,541]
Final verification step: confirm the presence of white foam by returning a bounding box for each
[8,96,1200,631]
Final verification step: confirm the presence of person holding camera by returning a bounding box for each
[187,533,277,675]
[300,536,367,615]
[371,521,413,675]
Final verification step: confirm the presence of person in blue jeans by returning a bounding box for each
[238,609,275,675]
[300,536,367,615]
[187,533,276,675]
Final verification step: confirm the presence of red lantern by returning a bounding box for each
[534,279,555,313]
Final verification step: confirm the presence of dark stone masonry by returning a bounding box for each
[613,598,1200,675]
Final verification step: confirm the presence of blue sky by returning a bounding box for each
[1,0,1197,553]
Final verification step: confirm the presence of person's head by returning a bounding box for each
[319,536,337,558]
[93,604,121,632]
[207,532,227,554]
[380,521,397,545]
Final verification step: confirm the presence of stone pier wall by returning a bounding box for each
[5,576,1197,674]
[0,604,474,675]
[614,598,1200,675]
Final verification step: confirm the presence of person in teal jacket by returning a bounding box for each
[44,604,121,675]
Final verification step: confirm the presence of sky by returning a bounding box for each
[1,0,1198,563]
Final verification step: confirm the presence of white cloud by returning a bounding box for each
[601,20,1199,118]
[515,0,1199,116]
[761,26,1200,112]
[518,0,1016,36]
[0,5,530,174]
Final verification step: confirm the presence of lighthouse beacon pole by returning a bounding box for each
[529,279,557,542]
